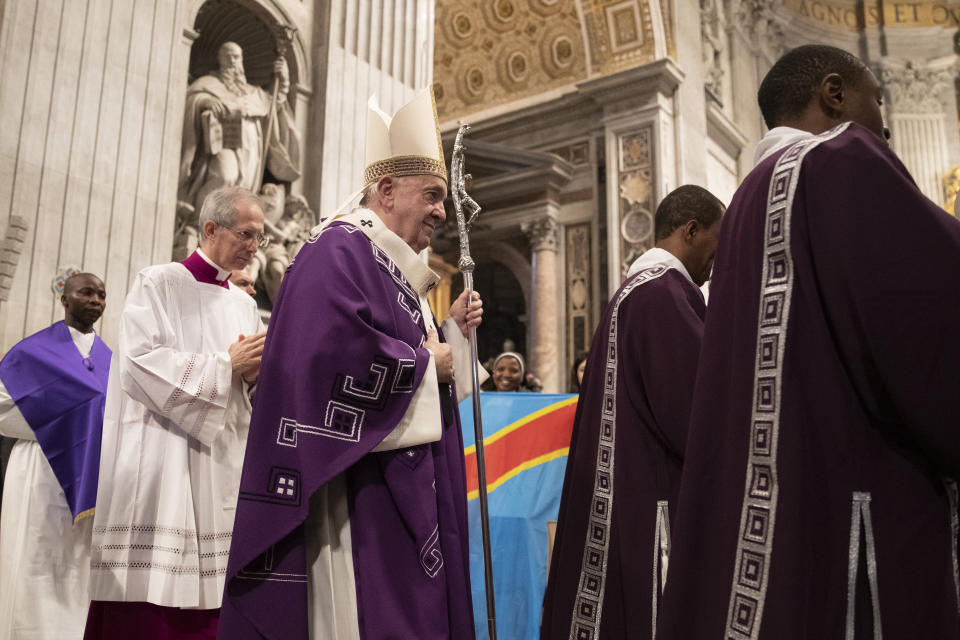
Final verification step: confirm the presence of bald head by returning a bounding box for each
[61,273,106,333]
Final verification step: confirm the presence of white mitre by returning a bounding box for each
[363,87,447,187]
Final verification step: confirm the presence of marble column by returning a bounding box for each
[880,59,954,204]
[522,217,560,394]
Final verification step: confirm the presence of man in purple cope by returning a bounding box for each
[541,185,723,640]
[656,45,960,640]
[218,167,485,637]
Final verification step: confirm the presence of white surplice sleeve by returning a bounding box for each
[118,272,233,447]
[0,380,34,441]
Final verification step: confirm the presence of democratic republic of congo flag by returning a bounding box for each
[460,392,578,640]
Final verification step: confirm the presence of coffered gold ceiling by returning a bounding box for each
[434,0,675,121]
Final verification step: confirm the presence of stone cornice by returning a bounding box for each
[576,58,685,112]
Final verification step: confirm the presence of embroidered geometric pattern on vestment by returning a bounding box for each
[724,122,851,640]
[370,241,423,328]
[274,354,414,449]
[568,264,670,640]
[419,525,444,578]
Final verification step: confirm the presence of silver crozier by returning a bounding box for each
[450,124,497,640]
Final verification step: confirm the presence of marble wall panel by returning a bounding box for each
[0,0,190,349]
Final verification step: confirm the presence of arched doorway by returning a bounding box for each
[452,260,527,370]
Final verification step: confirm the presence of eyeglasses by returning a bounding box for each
[221,225,270,249]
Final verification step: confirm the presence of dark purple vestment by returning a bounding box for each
[541,264,705,640]
[657,123,960,640]
[219,217,475,640]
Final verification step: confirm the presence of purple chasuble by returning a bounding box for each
[541,265,705,640]
[0,320,111,520]
[181,250,230,288]
[657,123,960,640]
[219,220,475,640]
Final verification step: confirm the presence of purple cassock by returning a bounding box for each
[656,122,960,640]
[541,259,705,640]
[0,320,111,521]
[219,215,475,640]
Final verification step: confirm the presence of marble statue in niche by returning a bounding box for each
[245,183,317,305]
[175,40,301,261]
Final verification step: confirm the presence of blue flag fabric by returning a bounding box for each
[0,321,111,521]
[461,392,578,640]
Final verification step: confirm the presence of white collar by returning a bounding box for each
[66,324,96,358]
[196,248,232,282]
[753,126,816,166]
[314,208,440,296]
[625,247,694,285]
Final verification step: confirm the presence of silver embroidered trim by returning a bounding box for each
[946,478,960,613]
[652,500,671,639]
[568,264,670,640]
[845,491,883,640]
[724,123,852,640]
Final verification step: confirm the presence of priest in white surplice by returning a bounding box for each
[85,186,267,639]
[0,273,110,640]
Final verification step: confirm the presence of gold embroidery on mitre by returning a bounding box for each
[363,155,448,187]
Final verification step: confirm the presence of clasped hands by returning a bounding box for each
[229,332,266,383]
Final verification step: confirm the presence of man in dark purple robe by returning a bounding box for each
[657,45,960,640]
[541,185,724,640]
[219,89,484,640]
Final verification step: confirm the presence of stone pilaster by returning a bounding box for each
[522,217,560,393]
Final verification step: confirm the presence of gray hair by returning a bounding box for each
[358,182,378,208]
[358,176,412,208]
[198,186,262,233]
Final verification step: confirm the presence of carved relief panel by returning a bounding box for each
[566,222,592,380]
[616,126,656,277]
